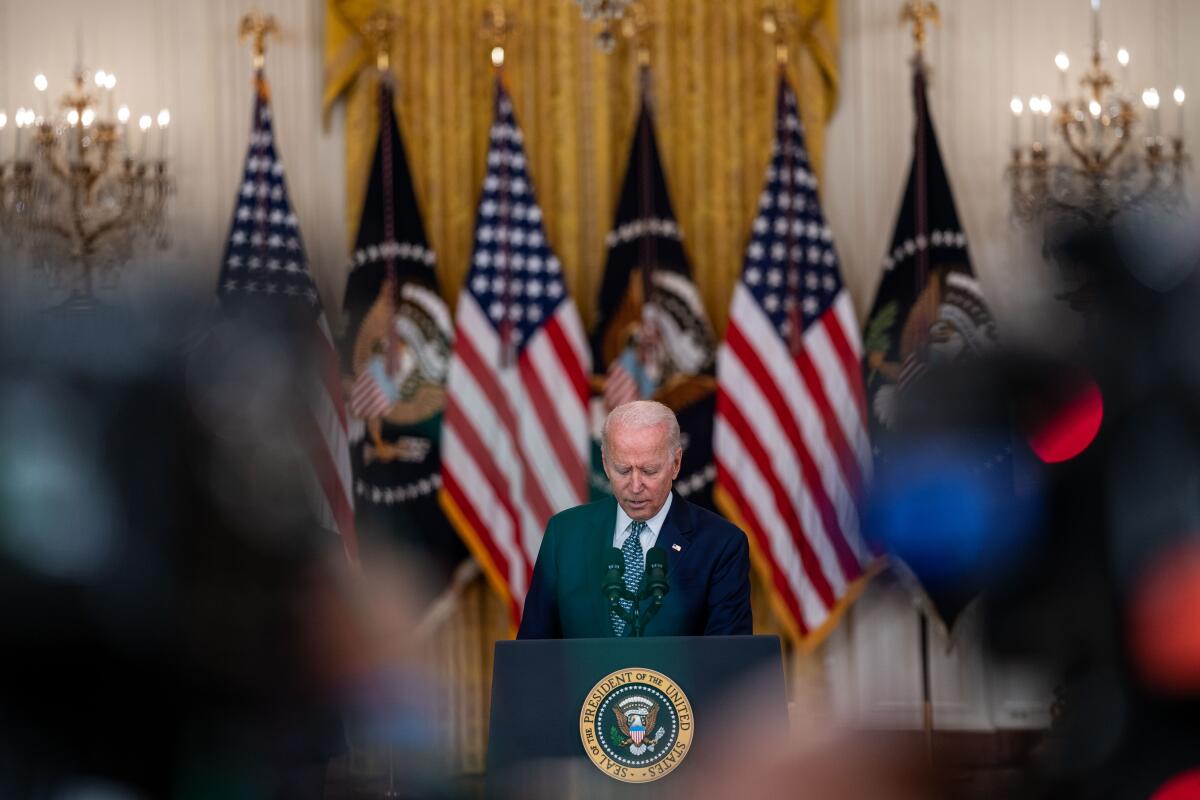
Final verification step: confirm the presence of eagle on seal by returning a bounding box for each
[613,700,659,748]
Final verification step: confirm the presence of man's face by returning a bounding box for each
[602,421,682,521]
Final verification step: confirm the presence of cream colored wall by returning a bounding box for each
[3,0,1196,733]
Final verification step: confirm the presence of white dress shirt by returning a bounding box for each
[612,493,673,557]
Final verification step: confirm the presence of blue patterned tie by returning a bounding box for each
[612,521,647,637]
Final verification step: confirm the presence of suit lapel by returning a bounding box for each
[657,492,694,576]
[589,497,619,636]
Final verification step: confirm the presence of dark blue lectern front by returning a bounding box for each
[485,635,787,799]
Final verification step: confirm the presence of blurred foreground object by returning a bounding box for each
[0,302,453,799]
[977,216,1200,799]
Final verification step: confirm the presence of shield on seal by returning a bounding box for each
[630,722,645,745]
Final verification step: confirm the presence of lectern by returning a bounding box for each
[485,635,786,798]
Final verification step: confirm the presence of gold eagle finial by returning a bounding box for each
[363,9,399,73]
[901,0,941,63]
[239,10,279,70]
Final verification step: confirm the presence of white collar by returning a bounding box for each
[615,491,674,539]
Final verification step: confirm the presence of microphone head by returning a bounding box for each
[644,546,669,600]
[645,546,668,574]
[603,547,626,603]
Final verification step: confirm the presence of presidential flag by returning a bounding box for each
[861,63,1000,632]
[591,77,718,508]
[439,79,591,624]
[713,75,873,643]
[217,69,357,562]
[861,64,997,442]
[340,75,468,599]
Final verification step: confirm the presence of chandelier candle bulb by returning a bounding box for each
[34,73,50,118]
[25,109,36,157]
[1010,96,1024,149]
[117,105,131,158]
[1029,96,1040,146]
[1056,52,1070,100]
[1143,88,1161,140]
[105,73,116,117]
[1040,96,1052,146]
[82,113,93,157]
[1175,87,1186,139]
[1118,48,1130,87]
[66,108,81,160]
[156,109,170,161]
[138,114,151,160]
[1089,99,1104,145]
[14,109,24,161]
[70,109,84,160]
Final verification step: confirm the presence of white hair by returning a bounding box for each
[602,400,681,456]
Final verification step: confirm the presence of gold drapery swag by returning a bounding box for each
[323,0,839,336]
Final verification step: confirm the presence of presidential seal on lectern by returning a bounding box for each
[579,667,694,783]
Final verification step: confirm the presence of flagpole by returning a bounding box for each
[637,66,657,370]
[625,4,658,376]
[900,0,941,769]
[365,11,399,292]
[762,6,806,356]
[484,2,516,367]
[239,10,278,318]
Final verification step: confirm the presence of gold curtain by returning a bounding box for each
[323,0,838,336]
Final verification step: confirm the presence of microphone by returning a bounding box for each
[644,546,669,602]
[603,547,625,603]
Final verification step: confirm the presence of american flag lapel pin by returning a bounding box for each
[672,544,682,552]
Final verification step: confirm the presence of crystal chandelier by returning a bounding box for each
[573,0,633,52]
[1007,0,1189,226]
[0,68,173,309]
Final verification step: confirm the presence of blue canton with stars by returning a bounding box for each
[217,80,322,316]
[741,79,843,342]
[464,80,567,354]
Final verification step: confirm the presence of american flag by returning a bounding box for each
[439,79,591,624]
[349,342,401,420]
[713,76,873,642]
[217,71,358,563]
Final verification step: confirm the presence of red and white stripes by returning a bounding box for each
[716,284,872,639]
[309,315,359,564]
[441,293,590,622]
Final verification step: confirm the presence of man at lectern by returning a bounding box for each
[518,401,752,639]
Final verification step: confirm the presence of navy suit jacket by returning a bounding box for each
[516,493,752,639]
